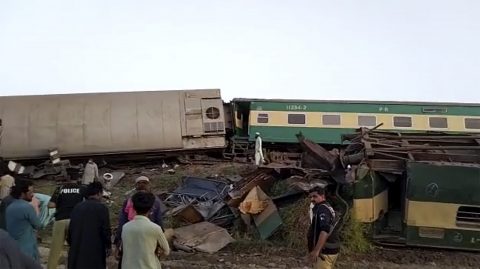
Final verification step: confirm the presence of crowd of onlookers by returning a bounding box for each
[0,160,170,269]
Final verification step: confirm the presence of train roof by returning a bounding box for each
[231,98,480,107]
[0,89,221,99]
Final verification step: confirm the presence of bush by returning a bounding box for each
[274,197,311,250]
[340,211,373,254]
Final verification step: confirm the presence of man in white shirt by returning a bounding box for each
[254,132,265,166]
[121,192,170,269]
[81,159,99,185]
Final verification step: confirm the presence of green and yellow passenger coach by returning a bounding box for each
[232,98,480,251]
[232,98,480,144]
[353,162,480,251]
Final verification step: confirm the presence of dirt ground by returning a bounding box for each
[159,246,480,269]
[33,161,480,269]
[36,245,480,269]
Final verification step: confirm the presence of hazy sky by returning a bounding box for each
[0,0,479,102]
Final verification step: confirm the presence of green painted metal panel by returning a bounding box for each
[353,171,389,199]
[248,126,350,144]
[406,226,480,251]
[248,126,465,145]
[250,101,480,116]
[254,209,283,240]
[406,162,480,205]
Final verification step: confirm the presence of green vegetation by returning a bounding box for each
[150,171,185,193]
[340,211,373,254]
[220,163,239,176]
[273,197,310,250]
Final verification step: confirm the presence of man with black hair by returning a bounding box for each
[306,186,340,269]
[114,175,165,268]
[121,192,170,269]
[47,177,84,269]
[67,182,111,269]
[5,179,40,261]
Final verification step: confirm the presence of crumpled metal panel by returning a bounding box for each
[298,135,338,170]
[228,169,275,207]
[238,186,282,240]
[170,176,229,202]
[173,222,234,254]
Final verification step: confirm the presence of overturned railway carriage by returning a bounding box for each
[346,130,480,251]
[232,99,480,145]
[0,89,226,159]
[1,90,480,252]
[355,162,480,251]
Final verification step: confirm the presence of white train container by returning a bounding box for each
[0,89,226,159]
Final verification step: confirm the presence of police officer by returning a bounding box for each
[306,186,340,269]
[46,176,84,269]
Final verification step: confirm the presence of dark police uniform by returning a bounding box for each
[47,182,84,269]
[307,201,340,269]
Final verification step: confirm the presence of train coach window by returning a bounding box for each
[205,107,220,119]
[288,114,305,124]
[257,113,269,123]
[393,116,412,127]
[322,115,341,125]
[358,115,376,127]
[465,118,480,129]
[429,117,448,128]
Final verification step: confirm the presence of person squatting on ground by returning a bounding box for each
[119,191,170,269]
[67,182,111,269]
[81,158,99,185]
[5,179,41,261]
[47,177,84,269]
[307,186,340,269]
[114,175,165,268]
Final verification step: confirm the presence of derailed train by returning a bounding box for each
[1,89,480,252]
[0,89,227,159]
[2,88,480,159]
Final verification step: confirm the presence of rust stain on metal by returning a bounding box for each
[341,128,480,173]
[297,135,338,170]
[228,169,275,207]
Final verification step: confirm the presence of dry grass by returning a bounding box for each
[340,211,373,254]
[33,179,58,196]
[273,197,311,250]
